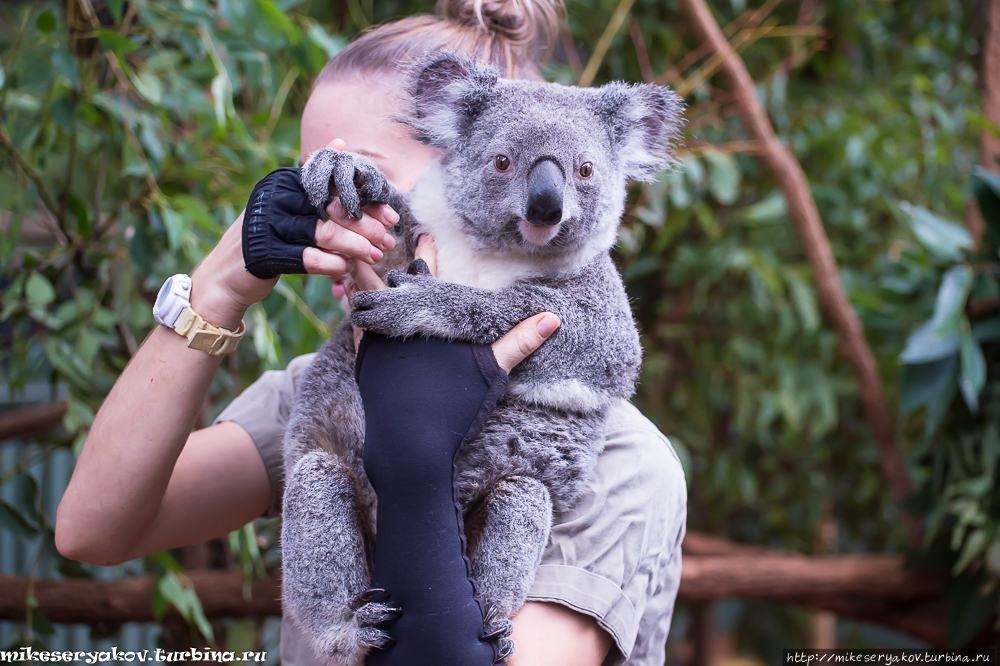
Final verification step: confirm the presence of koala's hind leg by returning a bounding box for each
[466,477,553,663]
[282,450,399,666]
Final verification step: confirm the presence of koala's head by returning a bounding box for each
[404,52,683,260]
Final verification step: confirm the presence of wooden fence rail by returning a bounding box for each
[0,547,948,645]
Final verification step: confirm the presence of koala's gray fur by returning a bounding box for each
[281,52,683,666]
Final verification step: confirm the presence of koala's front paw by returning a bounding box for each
[300,148,391,220]
[350,588,402,652]
[479,605,515,664]
[309,589,401,665]
[350,269,436,337]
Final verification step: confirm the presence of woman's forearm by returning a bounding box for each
[55,276,246,565]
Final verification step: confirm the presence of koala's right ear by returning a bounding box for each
[405,52,499,148]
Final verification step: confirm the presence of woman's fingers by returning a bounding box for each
[491,312,561,375]
[352,262,387,293]
[323,198,397,252]
[415,235,438,276]
[302,247,354,280]
[314,215,387,266]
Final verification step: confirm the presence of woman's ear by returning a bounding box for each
[405,51,499,149]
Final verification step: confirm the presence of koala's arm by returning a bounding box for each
[350,256,642,403]
[350,269,571,344]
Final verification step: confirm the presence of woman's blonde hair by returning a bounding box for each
[316,0,563,84]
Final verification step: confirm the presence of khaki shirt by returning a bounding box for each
[216,353,687,666]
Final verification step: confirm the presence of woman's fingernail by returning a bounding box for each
[417,234,430,246]
[384,233,396,249]
[385,207,400,224]
[536,314,560,338]
[370,247,384,262]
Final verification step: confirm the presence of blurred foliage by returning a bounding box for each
[0,0,993,653]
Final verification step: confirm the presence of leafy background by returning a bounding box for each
[0,0,994,658]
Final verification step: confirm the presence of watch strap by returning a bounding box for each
[173,307,246,356]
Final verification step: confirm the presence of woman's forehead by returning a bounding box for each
[300,77,406,163]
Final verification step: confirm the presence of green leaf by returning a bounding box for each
[226,620,257,657]
[898,201,971,261]
[972,317,1000,342]
[786,271,820,333]
[901,266,972,364]
[0,499,38,537]
[744,191,787,223]
[705,150,741,205]
[36,10,56,34]
[25,272,55,309]
[57,556,93,579]
[156,573,215,642]
[18,473,41,526]
[68,193,90,238]
[959,330,986,412]
[307,24,344,59]
[98,29,137,54]
[900,355,957,413]
[51,50,78,89]
[948,571,997,648]
[160,205,191,252]
[972,166,1000,234]
[131,69,164,106]
[105,0,124,23]
[30,610,55,635]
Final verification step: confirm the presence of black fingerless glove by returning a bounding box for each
[242,167,319,279]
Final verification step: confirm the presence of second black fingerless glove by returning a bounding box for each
[242,167,319,279]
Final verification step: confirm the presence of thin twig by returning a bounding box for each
[559,27,583,82]
[579,0,637,87]
[0,124,69,244]
[102,50,164,201]
[628,17,654,84]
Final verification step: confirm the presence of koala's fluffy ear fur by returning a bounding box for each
[406,52,499,148]
[597,83,685,182]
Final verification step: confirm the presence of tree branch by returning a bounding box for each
[0,402,68,443]
[675,0,920,545]
[0,553,949,644]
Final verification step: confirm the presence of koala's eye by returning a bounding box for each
[494,155,511,171]
[579,162,594,178]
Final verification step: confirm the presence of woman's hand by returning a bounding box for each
[191,139,397,330]
[346,235,560,372]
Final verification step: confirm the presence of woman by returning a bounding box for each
[54,2,687,664]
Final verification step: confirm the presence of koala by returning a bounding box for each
[280,53,683,666]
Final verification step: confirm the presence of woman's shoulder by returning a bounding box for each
[604,400,686,486]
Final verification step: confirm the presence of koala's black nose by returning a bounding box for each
[526,159,564,226]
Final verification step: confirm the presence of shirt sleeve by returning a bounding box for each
[214,353,316,518]
[528,400,687,666]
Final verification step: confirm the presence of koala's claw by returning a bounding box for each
[483,604,500,627]
[354,587,392,605]
[480,617,513,642]
[355,600,403,627]
[357,626,396,650]
[406,258,432,276]
[495,637,515,663]
[300,149,391,222]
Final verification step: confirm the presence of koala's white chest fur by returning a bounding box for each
[407,161,569,290]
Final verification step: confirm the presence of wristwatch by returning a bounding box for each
[153,274,246,356]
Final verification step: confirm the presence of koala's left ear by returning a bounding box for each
[597,83,685,182]
[405,51,500,149]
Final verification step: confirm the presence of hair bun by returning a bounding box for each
[437,0,563,60]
